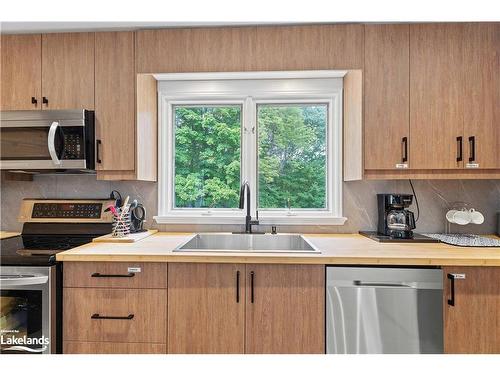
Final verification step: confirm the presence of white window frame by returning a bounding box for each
[155,71,347,225]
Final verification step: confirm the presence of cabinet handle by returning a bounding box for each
[447,273,466,306]
[96,139,102,164]
[468,136,475,162]
[42,97,48,105]
[250,271,255,304]
[401,137,408,163]
[91,272,135,278]
[456,136,463,162]
[91,313,134,320]
[236,270,240,303]
[447,274,455,306]
[31,97,38,105]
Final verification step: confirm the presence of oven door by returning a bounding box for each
[0,110,94,170]
[0,267,53,354]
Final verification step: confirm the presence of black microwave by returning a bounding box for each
[0,110,95,172]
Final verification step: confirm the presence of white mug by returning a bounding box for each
[446,210,457,223]
[452,209,471,225]
[469,209,485,225]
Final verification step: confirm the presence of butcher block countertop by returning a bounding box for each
[55,233,500,266]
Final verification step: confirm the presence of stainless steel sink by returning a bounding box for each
[174,233,320,253]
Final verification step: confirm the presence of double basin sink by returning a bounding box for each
[174,233,320,254]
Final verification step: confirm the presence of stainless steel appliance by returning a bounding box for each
[0,266,56,354]
[0,199,113,354]
[377,194,416,239]
[326,267,443,354]
[0,110,95,172]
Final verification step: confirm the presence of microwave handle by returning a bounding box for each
[48,121,62,165]
[0,275,49,287]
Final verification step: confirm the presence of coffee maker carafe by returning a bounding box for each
[377,194,416,239]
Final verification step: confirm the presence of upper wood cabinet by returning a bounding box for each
[410,23,465,170]
[168,263,245,354]
[1,32,94,111]
[245,264,325,354]
[136,24,363,73]
[0,34,42,110]
[41,32,95,110]
[251,24,364,71]
[409,23,500,171]
[95,32,135,173]
[462,23,500,169]
[362,22,499,177]
[94,31,157,182]
[443,267,500,353]
[364,24,410,170]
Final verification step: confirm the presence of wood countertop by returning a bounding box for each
[55,233,500,266]
[0,231,20,240]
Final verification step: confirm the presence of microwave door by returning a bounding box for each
[0,119,86,170]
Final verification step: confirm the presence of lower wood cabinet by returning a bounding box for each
[167,263,325,354]
[245,264,325,353]
[443,266,500,353]
[168,263,245,353]
[64,342,166,354]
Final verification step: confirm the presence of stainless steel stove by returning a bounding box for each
[0,198,113,354]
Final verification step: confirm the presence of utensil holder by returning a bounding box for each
[112,206,131,238]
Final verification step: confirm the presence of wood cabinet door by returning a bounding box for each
[95,32,135,172]
[1,34,42,110]
[251,24,364,71]
[245,264,325,354]
[364,24,410,170]
[41,32,94,110]
[410,23,465,169]
[167,263,245,354]
[443,267,500,353]
[136,24,363,73]
[462,23,500,169]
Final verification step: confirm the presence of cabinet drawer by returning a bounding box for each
[63,288,167,343]
[63,262,167,288]
[64,341,166,354]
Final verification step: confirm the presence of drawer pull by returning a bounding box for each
[91,272,135,278]
[91,313,134,320]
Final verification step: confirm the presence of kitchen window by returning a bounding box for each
[156,71,346,225]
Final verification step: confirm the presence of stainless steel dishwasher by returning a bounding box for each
[326,267,443,354]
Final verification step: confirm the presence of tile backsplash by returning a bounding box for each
[1,175,499,234]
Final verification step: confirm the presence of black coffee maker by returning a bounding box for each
[377,194,416,239]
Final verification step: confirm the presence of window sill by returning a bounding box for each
[154,215,348,226]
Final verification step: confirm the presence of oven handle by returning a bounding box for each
[48,121,62,165]
[0,275,49,287]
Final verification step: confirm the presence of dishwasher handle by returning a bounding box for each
[353,280,417,288]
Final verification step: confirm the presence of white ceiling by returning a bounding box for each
[0,21,304,34]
